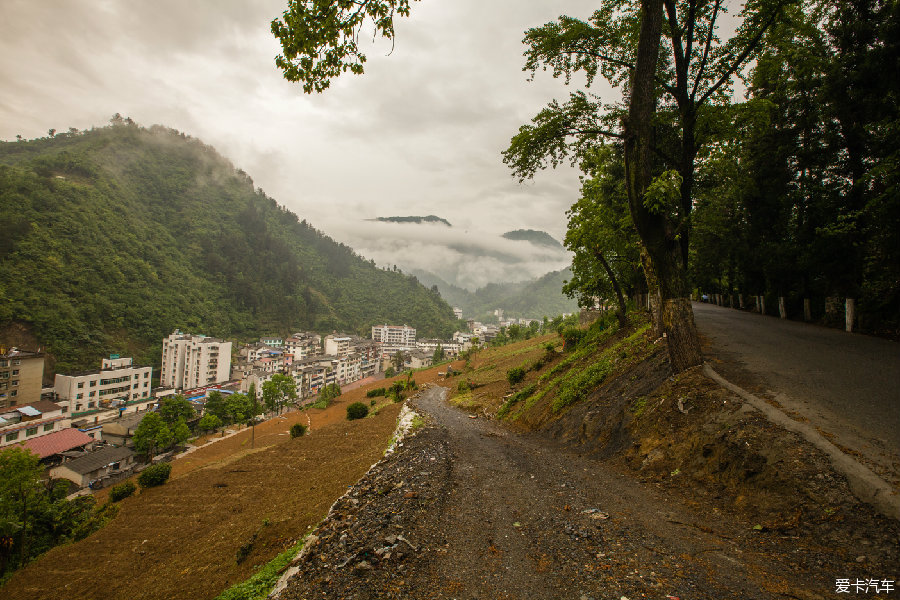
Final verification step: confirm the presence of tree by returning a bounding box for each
[262,373,298,415]
[204,391,227,422]
[159,395,194,425]
[391,350,405,371]
[563,146,642,327]
[198,413,222,433]
[432,345,444,363]
[172,419,191,447]
[132,412,172,459]
[272,0,419,93]
[224,392,251,424]
[0,448,43,570]
[503,0,790,371]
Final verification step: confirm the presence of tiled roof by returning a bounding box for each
[20,428,94,459]
[23,400,63,414]
[56,446,134,475]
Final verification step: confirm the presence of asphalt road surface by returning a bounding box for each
[693,301,900,481]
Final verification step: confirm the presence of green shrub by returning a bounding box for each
[457,380,470,392]
[109,480,136,502]
[561,326,586,350]
[138,463,172,489]
[346,402,369,420]
[506,366,526,386]
[497,384,536,419]
[366,387,386,398]
[289,423,307,438]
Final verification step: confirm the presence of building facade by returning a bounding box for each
[0,348,45,410]
[160,330,232,390]
[371,324,417,357]
[54,356,153,416]
[0,400,70,449]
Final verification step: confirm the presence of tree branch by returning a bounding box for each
[691,0,721,101]
[698,0,787,106]
[663,0,689,106]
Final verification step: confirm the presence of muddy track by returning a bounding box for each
[279,386,863,599]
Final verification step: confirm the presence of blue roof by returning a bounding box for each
[17,406,41,417]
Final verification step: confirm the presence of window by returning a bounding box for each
[88,401,95,408]
[13,360,20,366]
[134,374,139,380]
[11,380,18,386]
[43,423,53,432]
[5,431,19,442]
[133,384,138,389]
[10,391,16,397]
[89,391,96,397]
[77,381,84,388]
[26,427,37,436]
[144,372,149,378]
[76,393,83,399]
[12,370,19,376]
[143,382,148,387]
[90,380,97,387]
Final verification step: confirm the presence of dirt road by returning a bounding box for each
[279,386,876,599]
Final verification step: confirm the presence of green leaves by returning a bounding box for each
[272,0,418,93]
[642,169,682,215]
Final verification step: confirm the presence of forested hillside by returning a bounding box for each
[0,123,457,374]
[412,268,578,322]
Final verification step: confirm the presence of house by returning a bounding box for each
[405,350,433,370]
[101,410,153,447]
[50,446,136,489]
[18,428,95,464]
[0,400,70,449]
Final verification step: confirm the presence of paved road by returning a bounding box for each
[693,301,900,480]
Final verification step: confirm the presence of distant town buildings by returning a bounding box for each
[453,307,463,320]
[160,330,232,390]
[0,347,45,409]
[371,324,417,357]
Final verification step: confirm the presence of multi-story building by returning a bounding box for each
[260,336,283,348]
[371,324,416,357]
[285,333,321,360]
[453,307,463,320]
[160,330,232,390]
[54,356,153,416]
[416,338,462,358]
[324,335,352,357]
[0,348,45,409]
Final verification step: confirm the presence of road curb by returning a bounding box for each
[703,363,899,522]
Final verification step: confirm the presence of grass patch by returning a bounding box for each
[215,535,309,600]
[497,384,536,419]
[409,415,425,432]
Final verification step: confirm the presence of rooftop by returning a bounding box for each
[19,428,94,459]
[57,446,134,475]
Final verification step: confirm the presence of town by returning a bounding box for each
[0,311,547,493]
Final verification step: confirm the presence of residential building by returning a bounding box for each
[0,347,45,409]
[160,330,232,390]
[371,324,416,357]
[405,350,433,370]
[0,400,70,449]
[18,428,95,464]
[54,356,153,417]
[453,307,463,320]
[324,335,352,357]
[416,338,461,358]
[50,446,136,489]
[260,336,284,348]
[284,333,321,361]
[101,410,153,447]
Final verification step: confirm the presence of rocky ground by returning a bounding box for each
[276,385,899,600]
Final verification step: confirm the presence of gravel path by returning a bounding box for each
[276,386,861,599]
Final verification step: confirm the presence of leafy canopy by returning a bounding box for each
[272,0,418,93]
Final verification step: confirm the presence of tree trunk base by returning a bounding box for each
[663,297,703,373]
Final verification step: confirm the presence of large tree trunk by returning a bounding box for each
[623,0,703,373]
[595,251,628,328]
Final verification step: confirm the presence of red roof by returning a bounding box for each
[20,428,94,459]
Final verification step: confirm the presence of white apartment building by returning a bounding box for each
[54,356,153,416]
[416,339,462,358]
[452,307,463,320]
[324,335,352,357]
[160,330,232,390]
[285,333,321,360]
[371,324,416,357]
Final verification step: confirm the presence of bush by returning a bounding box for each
[506,366,526,386]
[109,480,136,502]
[561,326,586,350]
[366,387,386,398]
[457,380,470,392]
[138,463,172,489]
[346,402,369,420]
[290,423,307,438]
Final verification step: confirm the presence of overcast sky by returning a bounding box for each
[1,0,613,288]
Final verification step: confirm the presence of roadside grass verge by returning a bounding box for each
[215,535,309,600]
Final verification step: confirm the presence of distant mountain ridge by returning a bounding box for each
[0,124,457,373]
[501,229,563,249]
[373,215,452,226]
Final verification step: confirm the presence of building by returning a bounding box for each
[160,330,232,390]
[260,336,283,348]
[50,445,136,489]
[101,410,152,447]
[371,324,417,357]
[284,333,321,361]
[18,428,95,464]
[415,339,461,358]
[0,347,45,410]
[452,307,463,320]
[405,350,433,370]
[324,335,352,357]
[54,356,153,417]
[0,400,70,449]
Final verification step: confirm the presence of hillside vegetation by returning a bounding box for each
[412,268,578,322]
[0,123,457,373]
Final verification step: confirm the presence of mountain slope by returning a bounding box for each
[412,268,578,321]
[0,124,457,373]
[501,229,563,249]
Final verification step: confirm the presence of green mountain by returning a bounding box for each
[373,215,452,226]
[0,124,457,374]
[501,229,563,250]
[412,268,578,322]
